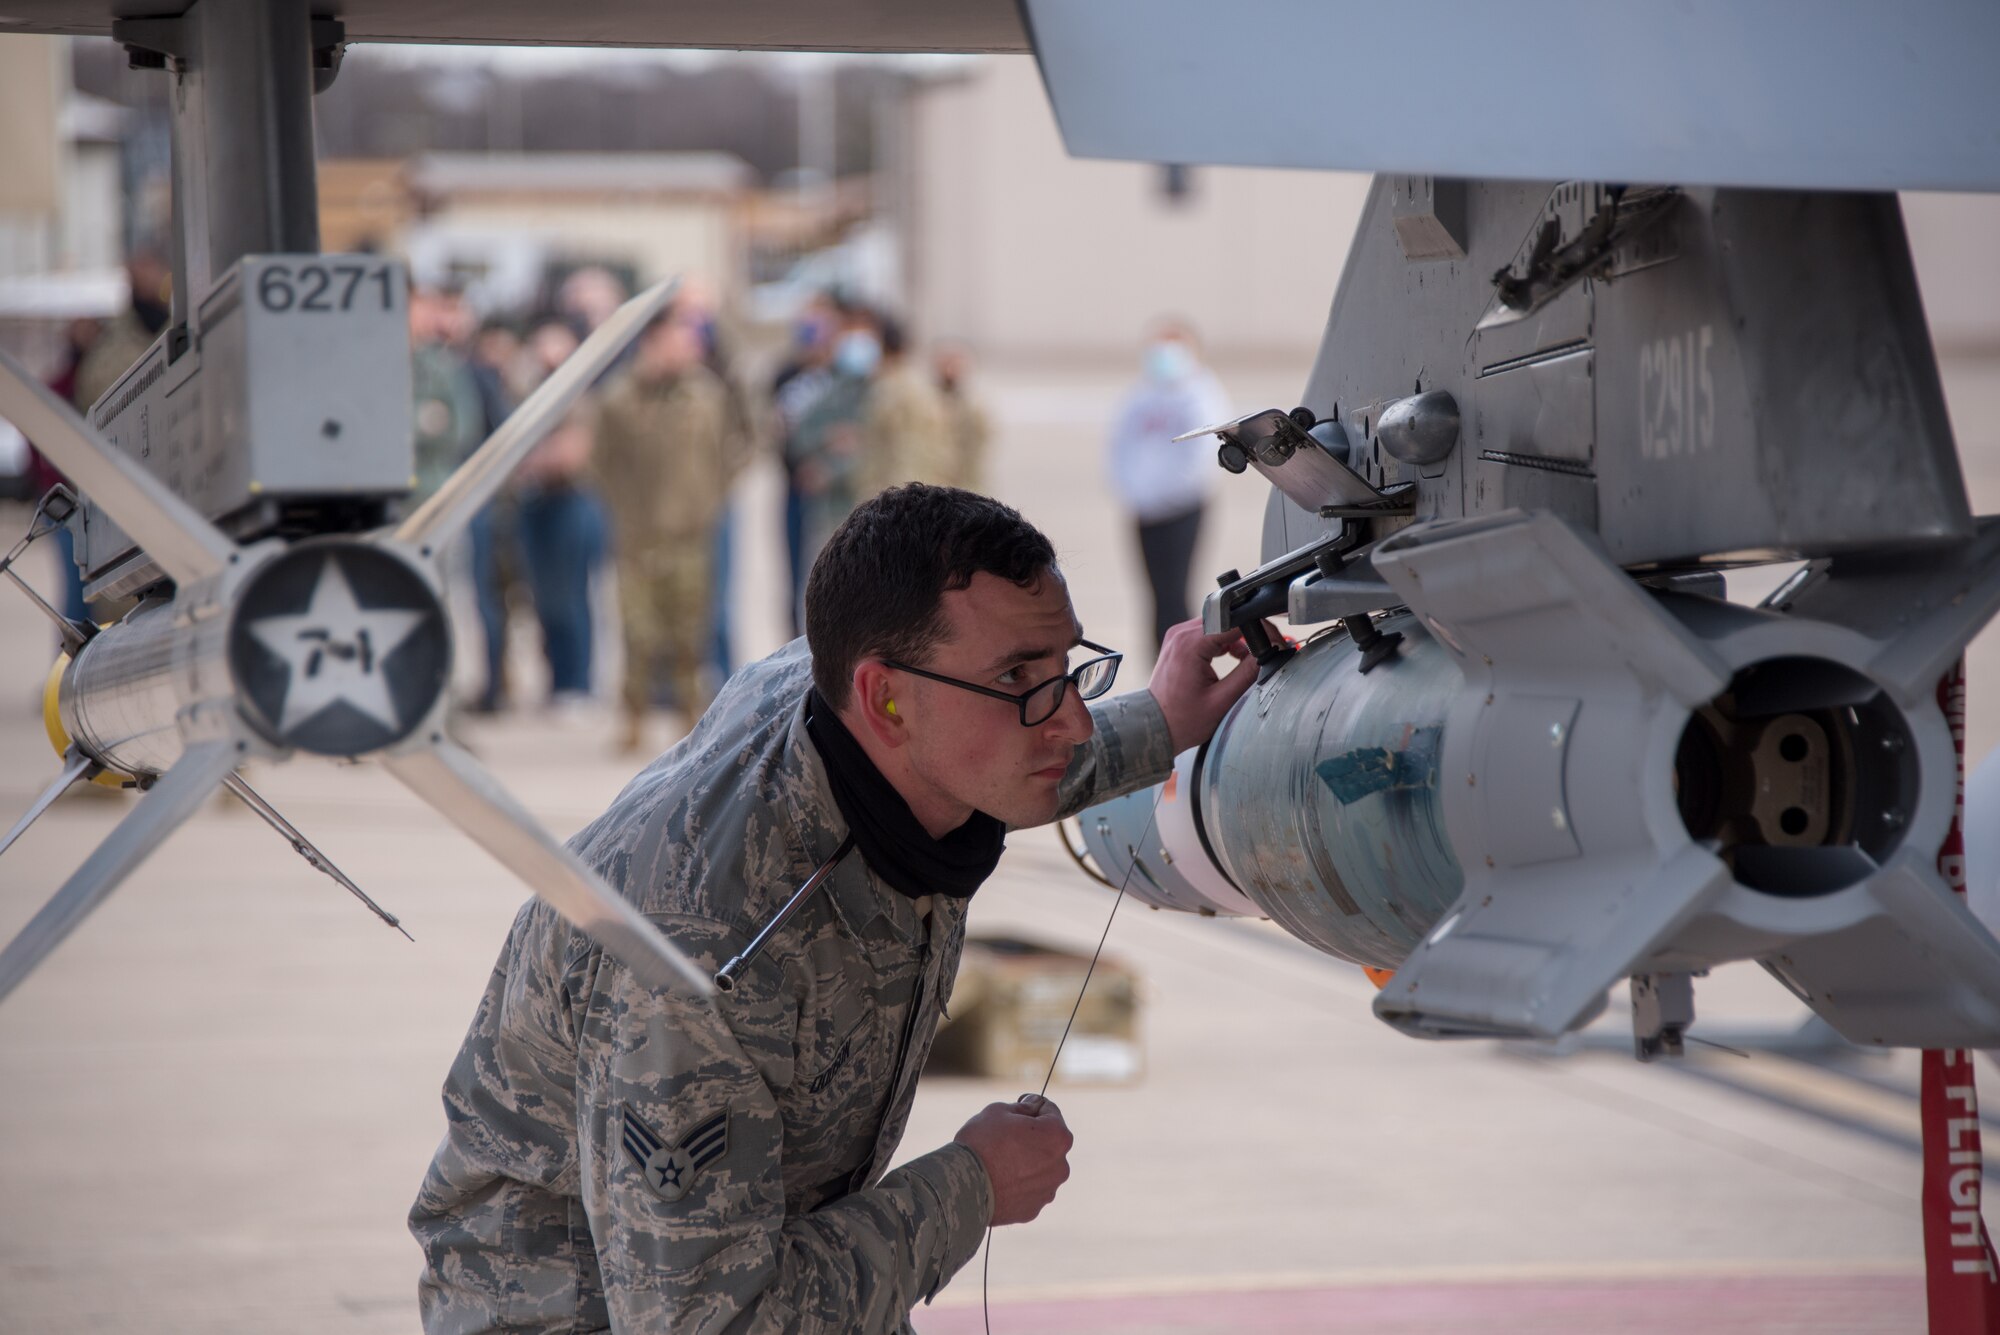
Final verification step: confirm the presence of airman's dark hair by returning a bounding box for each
[806,484,1057,710]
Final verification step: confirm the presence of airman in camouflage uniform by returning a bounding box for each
[855,345,954,500]
[413,484,1260,1334]
[933,344,992,494]
[411,638,1176,1333]
[593,313,747,749]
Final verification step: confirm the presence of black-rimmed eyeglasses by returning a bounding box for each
[881,640,1122,727]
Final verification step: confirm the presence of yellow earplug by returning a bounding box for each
[885,700,898,715]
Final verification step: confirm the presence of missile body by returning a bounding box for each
[54,587,234,781]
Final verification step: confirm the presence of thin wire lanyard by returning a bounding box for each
[982,785,1166,1334]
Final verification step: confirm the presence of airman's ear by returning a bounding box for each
[849,659,906,748]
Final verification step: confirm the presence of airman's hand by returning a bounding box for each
[1148,619,1262,753]
[954,1093,1074,1226]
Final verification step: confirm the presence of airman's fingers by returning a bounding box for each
[1216,644,1259,693]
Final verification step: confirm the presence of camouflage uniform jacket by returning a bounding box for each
[856,364,954,499]
[939,388,991,494]
[410,343,484,504]
[592,364,744,553]
[412,638,1176,1334]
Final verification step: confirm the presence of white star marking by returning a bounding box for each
[248,556,426,736]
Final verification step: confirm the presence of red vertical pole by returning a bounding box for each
[1923,661,2000,1332]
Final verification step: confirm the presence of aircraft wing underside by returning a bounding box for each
[0,0,1029,52]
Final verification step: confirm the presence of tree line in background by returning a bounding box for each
[71,38,909,183]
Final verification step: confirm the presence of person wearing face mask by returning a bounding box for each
[771,297,840,635]
[1106,320,1232,651]
[789,308,885,593]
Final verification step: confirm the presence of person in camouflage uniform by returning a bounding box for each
[932,342,992,494]
[593,307,748,753]
[411,484,1259,1333]
[855,318,954,500]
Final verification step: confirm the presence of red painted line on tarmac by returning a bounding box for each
[919,1273,1922,1334]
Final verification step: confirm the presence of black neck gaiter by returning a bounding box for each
[805,688,1005,901]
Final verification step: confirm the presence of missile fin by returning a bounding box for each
[0,740,237,1006]
[1370,511,1736,1039]
[1769,515,2000,707]
[380,740,714,997]
[1372,508,1731,703]
[1761,856,2000,1049]
[0,750,100,862]
[1374,845,1732,1040]
[393,278,678,551]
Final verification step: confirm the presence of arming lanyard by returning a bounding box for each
[713,780,1158,1335]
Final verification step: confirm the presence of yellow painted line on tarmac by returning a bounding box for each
[930,1255,1920,1308]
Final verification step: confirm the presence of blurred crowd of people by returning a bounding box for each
[771,291,989,632]
[27,250,176,627]
[407,268,990,755]
[27,255,1236,741]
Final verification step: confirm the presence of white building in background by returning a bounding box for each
[396,151,753,314]
[0,35,130,487]
[903,55,2000,365]
[905,55,1368,365]
[0,36,68,279]
[0,36,127,282]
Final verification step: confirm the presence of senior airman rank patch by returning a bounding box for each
[622,1106,729,1203]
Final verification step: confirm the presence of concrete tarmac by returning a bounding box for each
[2,354,1998,1332]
